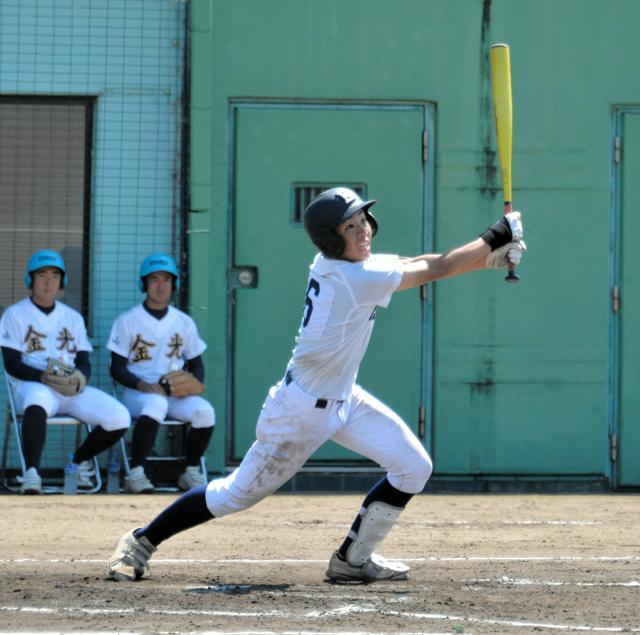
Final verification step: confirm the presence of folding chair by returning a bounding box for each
[2,374,102,494]
[112,381,208,491]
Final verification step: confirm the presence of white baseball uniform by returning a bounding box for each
[0,298,129,430]
[107,304,214,428]
[206,253,432,517]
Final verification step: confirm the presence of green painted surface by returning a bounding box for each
[231,104,426,461]
[189,0,640,481]
[618,113,640,486]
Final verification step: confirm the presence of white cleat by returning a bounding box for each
[177,465,206,491]
[125,466,154,493]
[326,550,409,583]
[17,467,42,495]
[106,529,156,581]
[77,460,96,489]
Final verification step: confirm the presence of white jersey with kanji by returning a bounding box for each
[289,253,403,400]
[107,304,206,383]
[0,297,92,370]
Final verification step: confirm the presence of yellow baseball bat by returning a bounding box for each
[490,43,519,283]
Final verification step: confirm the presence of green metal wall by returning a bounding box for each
[190,0,639,485]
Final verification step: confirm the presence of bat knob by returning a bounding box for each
[504,269,520,283]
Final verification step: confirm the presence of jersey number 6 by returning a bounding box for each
[302,279,320,328]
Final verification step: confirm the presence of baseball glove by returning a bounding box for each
[159,370,204,398]
[42,358,87,397]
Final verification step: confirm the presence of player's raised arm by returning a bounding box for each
[397,211,525,291]
[397,238,489,290]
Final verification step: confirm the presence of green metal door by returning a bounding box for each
[229,102,432,463]
[617,110,640,486]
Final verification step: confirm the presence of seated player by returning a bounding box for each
[0,249,131,494]
[108,253,215,494]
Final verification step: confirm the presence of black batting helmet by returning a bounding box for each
[303,187,379,259]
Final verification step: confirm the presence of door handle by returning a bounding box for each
[228,266,258,289]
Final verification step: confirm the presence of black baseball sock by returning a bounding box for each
[21,405,47,470]
[338,476,414,560]
[73,427,126,464]
[135,484,214,547]
[129,415,160,468]
[185,426,214,466]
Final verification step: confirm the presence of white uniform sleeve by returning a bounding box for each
[0,307,22,351]
[348,254,404,308]
[74,314,93,353]
[106,315,131,358]
[182,316,207,360]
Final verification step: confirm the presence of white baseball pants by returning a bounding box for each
[121,389,215,428]
[206,377,432,517]
[11,380,130,431]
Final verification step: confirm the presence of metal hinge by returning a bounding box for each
[422,130,428,163]
[612,285,620,313]
[614,135,621,164]
[418,404,426,437]
[610,433,618,463]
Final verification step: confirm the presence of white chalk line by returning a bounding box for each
[154,632,454,635]
[0,631,452,635]
[2,555,639,565]
[0,633,455,635]
[1,603,639,633]
[283,519,602,528]
[411,520,603,527]
[501,520,601,526]
[0,632,137,635]
[465,576,640,588]
[144,632,453,635]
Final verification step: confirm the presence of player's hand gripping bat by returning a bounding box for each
[490,43,519,283]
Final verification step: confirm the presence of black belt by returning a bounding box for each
[285,370,329,409]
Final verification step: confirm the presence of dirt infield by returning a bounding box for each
[0,492,638,633]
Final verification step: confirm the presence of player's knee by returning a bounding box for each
[394,451,433,494]
[413,452,433,490]
[140,394,169,422]
[221,490,256,515]
[190,403,215,429]
[207,477,258,517]
[100,403,131,432]
[16,382,55,411]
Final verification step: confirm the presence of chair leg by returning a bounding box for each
[199,455,208,482]
[1,413,25,493]
[79,422,102,494]
[12,415,27,476]
[1,414,14,489]
[90,453,102,493]
[119,436,131,476]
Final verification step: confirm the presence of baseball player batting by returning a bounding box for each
[107,188,524,583]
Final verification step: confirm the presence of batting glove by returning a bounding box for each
[480,211,524,249]
[485,239,527,269]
